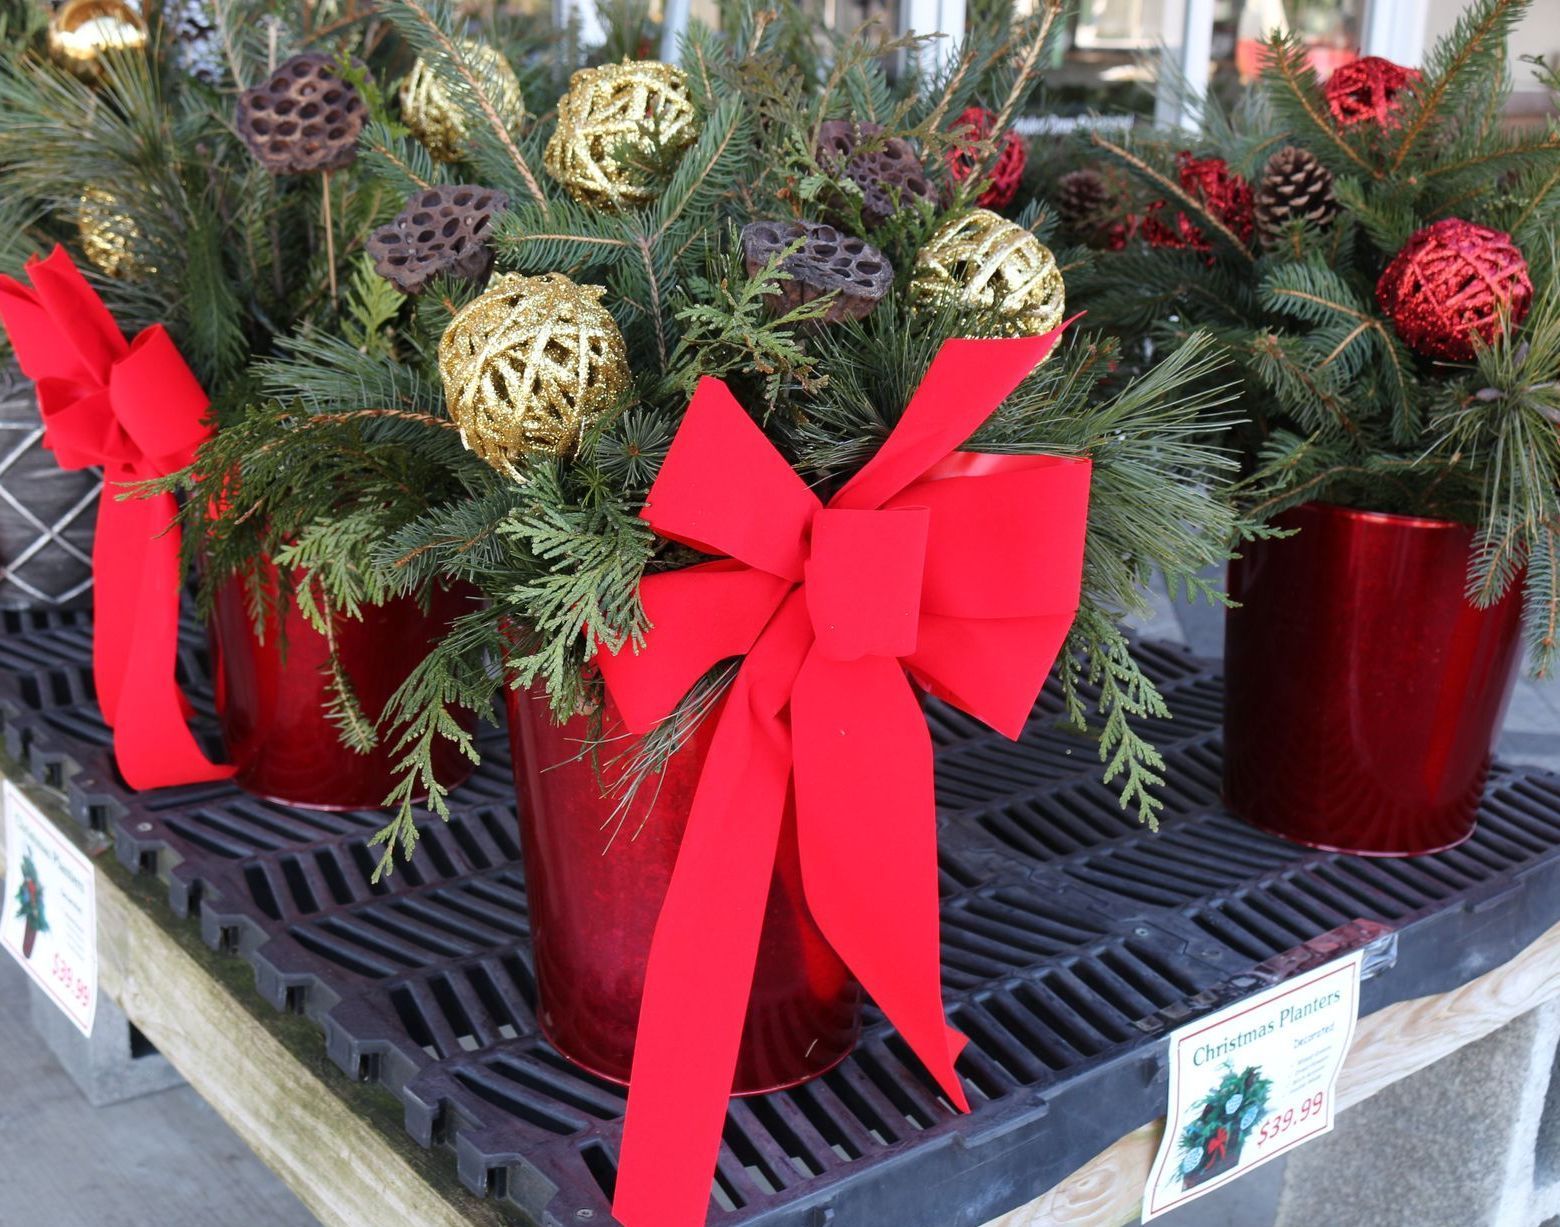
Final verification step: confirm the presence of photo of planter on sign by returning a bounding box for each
[1,779,97,1036]
[1142,950,1363,1220]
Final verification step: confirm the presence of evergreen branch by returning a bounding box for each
[1419,136,1560,181]
[1527,521,1560,677]
[319,603,380,753]
[1468,518,1527,606]
[359,121,435,194]
[381,0,550,213]
[1388,0,1525,174]
[1062,608,1169,828]
[1512,159,1560,240]
[1263,34,1378,179]
[1261,283,1368,325]
[635,233,669,367]
[987,1,1062,141]
[1243,456,1422,519]
[649,94,748,243]
[250,409,459,459]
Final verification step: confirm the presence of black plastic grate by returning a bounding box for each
[3,609,1559,1227]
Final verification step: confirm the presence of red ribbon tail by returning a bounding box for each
[90,487,132,728]
[612,673,793,1227]
[791,652,968,1110]
[94,489,232,789]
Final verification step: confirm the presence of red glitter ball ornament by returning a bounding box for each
[1376,218,1533,361]
[945,107,1027,209]
[1324,56,1422,128]
[1142,152,1254,256]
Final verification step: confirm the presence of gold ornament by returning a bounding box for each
[399,40,525,164]
[911,209,1065,336]
[439,273,631,475]
[544,61,700,210]
[78,189,149,279]
[47,0,147,75]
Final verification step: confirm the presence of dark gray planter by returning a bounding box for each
[0,360,98,609]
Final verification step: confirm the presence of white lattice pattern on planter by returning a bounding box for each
[0,364,97,609]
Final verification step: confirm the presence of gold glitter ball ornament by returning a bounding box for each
[439,273,631,474]
[544,61,700,210]
[911,209,1065,336]
[48,0,147,75]
[399,40,525,164]
[78,189,149,279]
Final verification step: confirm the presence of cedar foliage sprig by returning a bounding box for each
[1072,0,1560,671]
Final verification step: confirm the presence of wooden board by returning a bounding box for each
[5,752,1560,1227]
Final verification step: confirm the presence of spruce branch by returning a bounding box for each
[1262,33,1377,179]
[378,0,550,213]
[1387,0,1528,174]
[1526,521,1560,677]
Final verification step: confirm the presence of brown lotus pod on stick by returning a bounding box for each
[741,220,893,324]
[814,120,937,229]
[367,184,510,294]
[237,53,366,174]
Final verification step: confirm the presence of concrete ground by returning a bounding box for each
[0,949,317,1227]
[3,577,1556,1227]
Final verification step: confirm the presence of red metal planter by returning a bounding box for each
[1223,501,1525,855]
[505,684,862,1092]
[210,572,475,810]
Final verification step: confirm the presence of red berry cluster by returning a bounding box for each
[1324,56,1421,129]
[945,107,1027,210]
[1138,153,1254,258]
[1376,218,1533,361]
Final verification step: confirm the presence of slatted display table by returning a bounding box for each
[3,606,1560,1227]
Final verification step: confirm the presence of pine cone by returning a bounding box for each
[1254,147,1339,249]
[1055,168,1113,232]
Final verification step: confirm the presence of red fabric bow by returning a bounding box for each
[597,331,1092,1227]
[0,246,232,789]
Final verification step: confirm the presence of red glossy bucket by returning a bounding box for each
[505,684,862,1092]
[1223,502,1525,855]
[210,569,475,810]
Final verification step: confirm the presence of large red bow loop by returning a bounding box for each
[0,246,232,789]
[597,331,1093,1227]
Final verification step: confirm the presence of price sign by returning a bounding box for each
[1141,949,1362,1221]
[1,779,97,1036]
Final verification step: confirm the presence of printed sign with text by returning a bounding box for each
[1142,950,1363,1220]
[1,779,97,1036]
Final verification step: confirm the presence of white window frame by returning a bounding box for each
[900,0,969,78]
[554,0,608,49]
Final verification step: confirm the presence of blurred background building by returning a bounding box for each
[597,0,1559,122]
